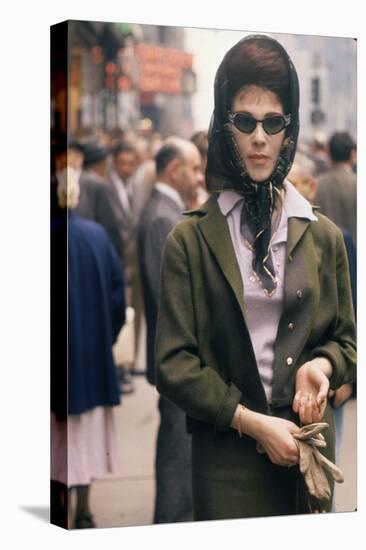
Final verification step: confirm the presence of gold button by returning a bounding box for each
[286,357,293,366]
[296,290,303,299]
[288,322,295,331]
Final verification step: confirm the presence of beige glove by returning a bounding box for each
[256,422,344,501]
[293,422,344,500]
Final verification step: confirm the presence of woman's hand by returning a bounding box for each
[254,415,300,466]
[231,406,300,466]
[293,358,332,424]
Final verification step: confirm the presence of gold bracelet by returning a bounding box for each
[238,404,246,438]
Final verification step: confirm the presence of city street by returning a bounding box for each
[88,316,357,529]
[50,21,357,531]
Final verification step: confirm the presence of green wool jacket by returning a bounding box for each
[156,193,356,432]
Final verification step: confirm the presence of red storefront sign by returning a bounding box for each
[124,43,194,94]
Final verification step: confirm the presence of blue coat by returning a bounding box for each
[68,213,125,415]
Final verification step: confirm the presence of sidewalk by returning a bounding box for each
[91,311,159,528]
[91,376,159,528]
[333,398,357,513]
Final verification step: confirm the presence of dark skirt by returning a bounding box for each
[191,405,335,521]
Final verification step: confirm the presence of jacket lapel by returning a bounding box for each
[195,196,247,323]
[286,217,312,259]
[193,200,317,344]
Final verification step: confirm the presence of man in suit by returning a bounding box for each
[108,142,147,381]
[108,142,139,266]
[138,137,203,524]
[315,131,357,244]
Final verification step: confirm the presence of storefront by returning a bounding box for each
[64,21,196,138]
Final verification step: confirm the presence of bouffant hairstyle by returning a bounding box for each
[226,36,290,113]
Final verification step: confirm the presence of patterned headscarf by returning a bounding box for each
[206,35,300,295]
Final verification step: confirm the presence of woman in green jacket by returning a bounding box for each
[155,34,356,520]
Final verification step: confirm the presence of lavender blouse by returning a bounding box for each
[217,180,318,403]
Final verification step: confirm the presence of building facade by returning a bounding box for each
[60,20,196,139]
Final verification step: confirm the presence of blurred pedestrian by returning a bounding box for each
[315,131,357,244]
[51,169,126,529]
[155,34,356,520]
[190,130,209,207]
[108,142,139,281]
[67,141,85,173]
[130,143,159,375]
[52,139,85,228]
[138,137,203,523]
[108,141,149,379]
[108,141,142,391]
[288,152,356,464]
[309,130,331,175]
[76,142,125,258]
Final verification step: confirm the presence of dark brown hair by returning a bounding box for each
[226,37,290,113]
[329,132,356,162]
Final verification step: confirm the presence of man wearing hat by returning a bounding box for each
[76,142,124,259]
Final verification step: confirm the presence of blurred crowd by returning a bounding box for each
[50,125,356,528]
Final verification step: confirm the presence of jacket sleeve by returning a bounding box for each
[155,230,242,432]
[310,228,356,390]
